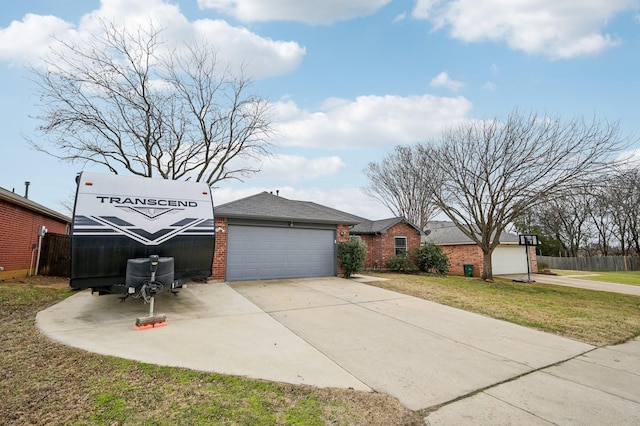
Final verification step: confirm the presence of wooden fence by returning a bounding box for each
[39,233,71,277]
[537,255,640,272]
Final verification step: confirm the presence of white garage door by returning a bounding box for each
[226,225,336,281]
[492,246,530,275]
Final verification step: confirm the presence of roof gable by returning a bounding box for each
[215,192,360,225]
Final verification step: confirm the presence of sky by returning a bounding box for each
[0,0,639,220]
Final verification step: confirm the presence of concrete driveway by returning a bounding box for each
[501,273,640,296]
[37,276,639,422]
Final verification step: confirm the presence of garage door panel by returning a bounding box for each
[226,225,336,281]
[492,246,529,275]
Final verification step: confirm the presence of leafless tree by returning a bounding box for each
[536,191,594,257]
[29,20,273,186]
[587,182,614,256]
[423,110,629,280]
[363,145,440,230]
[608,168,640,255]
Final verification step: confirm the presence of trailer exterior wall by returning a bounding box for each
[70,172,214,291]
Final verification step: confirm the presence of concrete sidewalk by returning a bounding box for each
[36,277,640,423]
[425,337,640,425]
[501,273,640,296]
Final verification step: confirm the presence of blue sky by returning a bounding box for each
[1,0,639,219]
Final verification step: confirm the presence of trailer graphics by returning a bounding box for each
[70,172,215,295]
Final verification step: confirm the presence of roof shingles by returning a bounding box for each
[215,192,360,225]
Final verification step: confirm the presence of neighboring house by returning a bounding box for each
[350,217,422,270]
[212,192,360,281]
[0,186,71,278]
[424,221,537,277]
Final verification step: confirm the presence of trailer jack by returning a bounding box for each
[134,255,168,330]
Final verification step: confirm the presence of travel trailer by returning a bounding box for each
[70,172,215,300]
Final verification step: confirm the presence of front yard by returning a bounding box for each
[2,272,640,424]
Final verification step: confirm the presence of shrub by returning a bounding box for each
[415,244,450,274]
[385,252,418,273]
[337,239,367,278]
[538,261,549,270]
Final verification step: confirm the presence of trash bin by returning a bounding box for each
[463,264,473,277]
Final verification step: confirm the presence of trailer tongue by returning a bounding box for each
[70,172,215,329]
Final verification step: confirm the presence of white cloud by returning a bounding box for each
[0,14,76,65]
[615,149,640,169]
[260,154,346,180]
[0,0,305,78]
[413,0,637,58]
[213,185,393,219]
[271,93,472,149]
[430,71,464,92]
[198,0,392,24]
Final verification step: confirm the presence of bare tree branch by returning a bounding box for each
[362,145,440,230]
[423,110,631,280]
[27,19,273,186]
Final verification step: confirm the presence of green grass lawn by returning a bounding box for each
[553,269,640,285]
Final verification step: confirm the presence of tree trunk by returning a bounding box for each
[481,250,493,281]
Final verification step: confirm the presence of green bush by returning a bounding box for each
[415,244,450,274]
[385,252,418,273]
[337,239,367,278]
[538,261,549,270]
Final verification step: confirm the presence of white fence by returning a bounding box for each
[537,255,640,271]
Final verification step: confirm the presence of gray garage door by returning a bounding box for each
[226,225,336,281]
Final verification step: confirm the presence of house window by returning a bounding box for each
[394,236,407,255]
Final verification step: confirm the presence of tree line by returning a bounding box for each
[515,167,640,257]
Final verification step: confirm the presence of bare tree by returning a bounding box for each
[423,110,629,280]
[611,168,640,255]
[29,20,273,185]
[536,191,593,257]
[587,182,614,256]
[363,145,439,230]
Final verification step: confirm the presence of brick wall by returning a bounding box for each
[361,222,422,269]
[0,199,69,276]
[211,216,227,280]
[440,244,484,277]
[336,224,351,277]
[361,234,381,269]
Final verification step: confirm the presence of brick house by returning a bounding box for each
[424,221,537,277]
[349,218,423,270]
[0,186,71,279]
[212,192,358,281]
